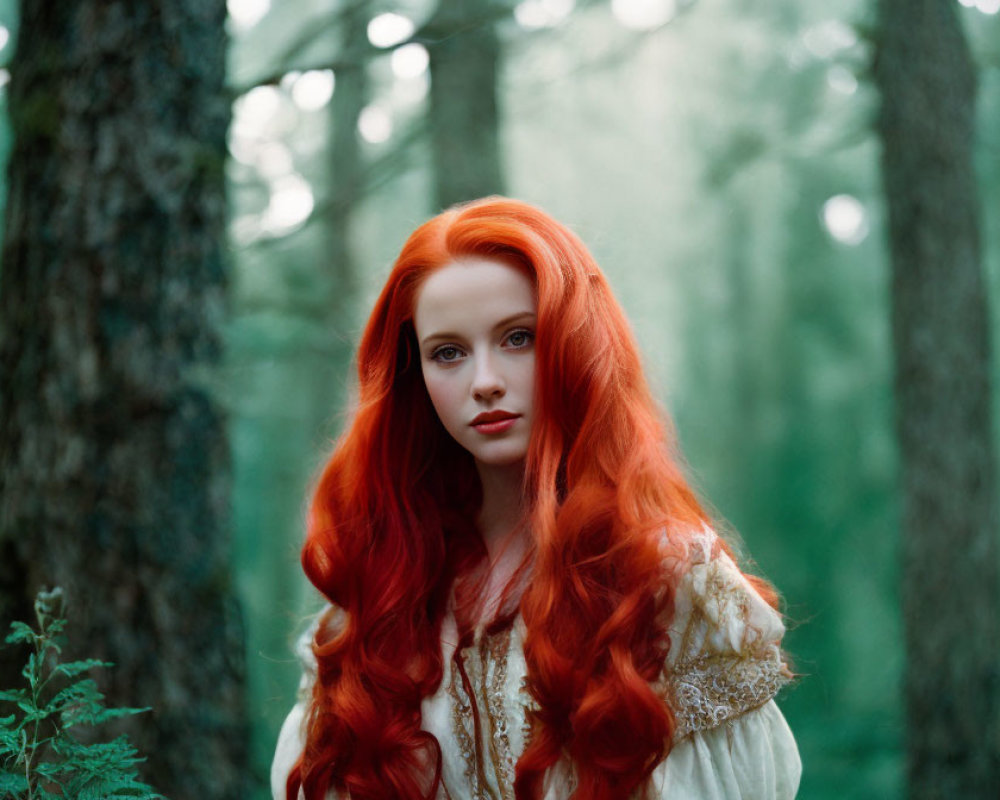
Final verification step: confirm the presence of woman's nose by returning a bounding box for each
[471,353,505,399]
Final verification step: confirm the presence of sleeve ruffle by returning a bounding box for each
[659,525,794,741]
[651,699,802,799]
[270,608,336,800]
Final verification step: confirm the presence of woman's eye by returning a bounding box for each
[506,330,534,348]
[432,346,462,362]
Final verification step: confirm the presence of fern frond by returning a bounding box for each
[0,588,164,800]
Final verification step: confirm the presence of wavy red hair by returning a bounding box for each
[289,197,771,800]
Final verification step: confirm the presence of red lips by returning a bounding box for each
[470,410,519,426]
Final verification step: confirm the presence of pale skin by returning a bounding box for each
[413,257,537,612]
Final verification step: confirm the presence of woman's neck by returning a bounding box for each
[475,458,528,557]
[472,459,531,625]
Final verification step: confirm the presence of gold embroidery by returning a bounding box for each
[446,626,519,800]
[481,627,516,800]
[660,531,791,740]
[448,654,495,800]
[664,650,789,740]
[517,674,536,750]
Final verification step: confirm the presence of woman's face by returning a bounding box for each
[413,257,537,469]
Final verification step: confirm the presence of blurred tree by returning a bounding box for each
[228,2,376,785]
[668,4,905,794]
[874,0,1000,796]
[326,0,369,307]
[425,0,506,208]
[0,3,250,798]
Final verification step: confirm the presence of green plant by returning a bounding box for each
[0,588,164,799]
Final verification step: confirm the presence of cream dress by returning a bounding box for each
[271,526,801,799]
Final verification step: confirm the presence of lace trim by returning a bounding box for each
[665,650,790,740]
[448,625,518,800]
[517,673,535,749]
[482,628,517,800]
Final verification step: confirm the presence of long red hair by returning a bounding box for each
[289,197,772,799]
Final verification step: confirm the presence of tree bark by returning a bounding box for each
[0,3,250,797]
[874,1,1000,796]
[425,0,505,210]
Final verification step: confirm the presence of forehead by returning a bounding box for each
[413,258,536,334]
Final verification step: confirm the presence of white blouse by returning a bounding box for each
[272,527,801,799]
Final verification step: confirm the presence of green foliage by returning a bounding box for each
[0,588,164,800]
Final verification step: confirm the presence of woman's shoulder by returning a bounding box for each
[289,604,346,697]
[658,524,792,740]
[271,604,349,799]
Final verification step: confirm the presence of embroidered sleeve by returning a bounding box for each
[292,603,350,693]
[660,527,792,741]
[270,605,344,800]
[651,700,801,798]
[292,606,337,699]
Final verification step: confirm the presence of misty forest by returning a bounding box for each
[0,0,998,798]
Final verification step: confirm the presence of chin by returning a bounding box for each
[472,447,528,469]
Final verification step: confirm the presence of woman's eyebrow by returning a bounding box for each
[492,310,536,330]
[420,311,536,347]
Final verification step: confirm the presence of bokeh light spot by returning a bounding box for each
[358,105,393,144]
[368,13,415,48]
[228,0,270,30]
[291,70,335,111]
[822,194,869,246]
[391,43,430,79]
[802,20,858,60]
[515,0,576,29]
[234,85,282,130]
[227,131,257,165]
[263,174,314,235]
[280,71,302,91]
[827,65,858,95]
[256,142,294,179]
[611,0,677,30]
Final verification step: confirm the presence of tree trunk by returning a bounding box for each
[874,1,1000,796]
[327,0,368,305]
[0,3,250,797]
[237,2,373,779]
[425,0,505,209]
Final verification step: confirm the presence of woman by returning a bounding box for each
[272,197,801,799]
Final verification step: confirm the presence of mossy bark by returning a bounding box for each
[875,0,1000,796]
[0,3,250,797]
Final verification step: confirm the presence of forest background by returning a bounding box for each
[0,0,998,798]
